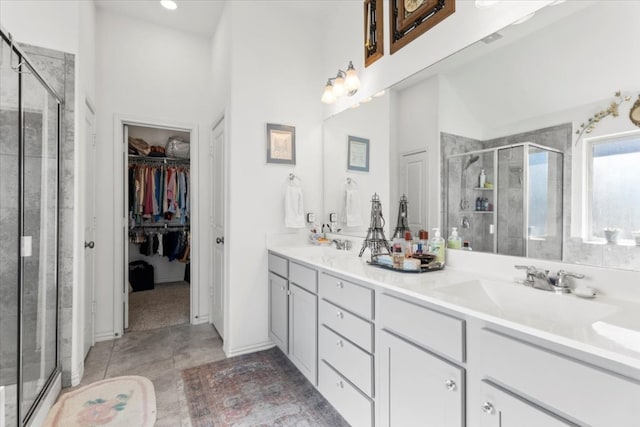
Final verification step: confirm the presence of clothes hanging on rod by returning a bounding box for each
[128,228,191,263]
[129,162,190,225]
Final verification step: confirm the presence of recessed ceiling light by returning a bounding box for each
[160,0,178,10]
[475,0,500,9]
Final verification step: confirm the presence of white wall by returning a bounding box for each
[214,1,328,356]
[94,9,214,339]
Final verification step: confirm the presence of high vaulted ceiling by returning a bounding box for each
[95,0,226,38]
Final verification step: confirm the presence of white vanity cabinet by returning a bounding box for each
[268,252,318,385]
[379,293,465,427]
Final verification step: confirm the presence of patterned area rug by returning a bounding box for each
[182,348,349,427]
[43,376,156,427]
[128,281,190,331]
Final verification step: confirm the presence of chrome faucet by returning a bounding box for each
[515,265,584,294]
[332,239,353,251]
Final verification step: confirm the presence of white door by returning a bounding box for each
[210,120,225,338]
[83,101,96,357]
[400,150,428,232]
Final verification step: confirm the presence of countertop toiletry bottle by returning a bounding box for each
[448,227,462,249]
[418,230,428,254]
[462,241,472,250]
[479,169,486,188]
[404,231,413,257]
[430,228,445,265]
[392,243,404,269]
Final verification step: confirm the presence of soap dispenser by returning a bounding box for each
[448,227,462,249]
[429,228,445,265]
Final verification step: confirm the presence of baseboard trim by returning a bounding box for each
[70,360,85,387]
[224,341,275,358]
[193,314,209,325]
[95,331,117,342]
[27,372,61,427]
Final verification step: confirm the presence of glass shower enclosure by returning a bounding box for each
[445,142,563,260]
[1,31,62,427]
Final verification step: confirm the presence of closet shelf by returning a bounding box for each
[128,154,189,164]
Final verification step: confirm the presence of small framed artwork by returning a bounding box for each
[266,123,296,165]
[347,135,370,172]
[364,0,384,67]
[390,0,455,54]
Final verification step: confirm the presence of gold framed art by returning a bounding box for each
[390,0,455,54]
[364,0,384,67]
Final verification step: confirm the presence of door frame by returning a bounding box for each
[112,114,200,337]
[82,98,96,356]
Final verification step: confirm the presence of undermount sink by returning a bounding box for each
[433,279,618,328]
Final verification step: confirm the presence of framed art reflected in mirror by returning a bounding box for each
[364,0,384,67]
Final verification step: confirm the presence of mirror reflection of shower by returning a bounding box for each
[446,142,563,259]
[460,154,480,210]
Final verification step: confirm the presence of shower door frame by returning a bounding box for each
[445,142,564,257]
[1,27,64,427]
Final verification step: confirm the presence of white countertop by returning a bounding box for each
[268,244,640,371]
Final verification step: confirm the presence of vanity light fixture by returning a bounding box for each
[321,61,361,104]
[160,0,177,10]
[373,90,386,97]
[475,0,500,9]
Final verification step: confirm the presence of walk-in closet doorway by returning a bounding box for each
[113,117,202,337]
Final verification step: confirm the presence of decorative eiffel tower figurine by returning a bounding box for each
[359,193,391,259]
[392,194,411,239]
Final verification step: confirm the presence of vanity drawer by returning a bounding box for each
[380,294,465,363]
[289,262,317,294]
[319,361,374,427]
[319,325,373,397]
[320,273,374,319]
[480,328,640,426]
[268,252,288,278]
[320,299,373,353]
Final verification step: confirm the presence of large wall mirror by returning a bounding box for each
[322,0,640,271]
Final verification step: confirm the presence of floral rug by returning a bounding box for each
[43,376,156,427]
[181,347,349,427]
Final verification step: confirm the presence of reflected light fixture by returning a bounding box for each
[512,12,535,25]
[160,0,178,10]
[475,0,500,8]
[321,61,360,104]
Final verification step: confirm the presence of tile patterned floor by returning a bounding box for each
[64,323,225,426]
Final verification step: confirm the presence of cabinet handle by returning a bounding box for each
[336,281,344,289]
[336,311,344,319]
[445,379,456,391]
[336,380,344,389]
[482,402,494,414]
[280,286,285,291]
[336,340,343,347]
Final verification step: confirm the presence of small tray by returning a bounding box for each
[367,260,445,274]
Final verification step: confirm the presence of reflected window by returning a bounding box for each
[587,132,640,241]
[529,151,549,237]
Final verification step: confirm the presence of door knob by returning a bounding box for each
[84,241,95,249]
[482,402,494,414]
[216,237,224,244]
[445,379,457,391]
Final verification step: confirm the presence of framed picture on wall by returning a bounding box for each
[347,135,370,172]
[390,0,455,54]
[266,123,296,165]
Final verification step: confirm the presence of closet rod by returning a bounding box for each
[128,154,190,165]
[130,224,190,229]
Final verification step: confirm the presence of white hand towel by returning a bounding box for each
[345,188,362,227]
[285,184,305,228]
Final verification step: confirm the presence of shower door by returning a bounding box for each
[0,33,61,427]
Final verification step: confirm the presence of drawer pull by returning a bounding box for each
[445,379,456,391]
[336,380,344,389]
[336,339,344,347]
[336,281,344,289]
[482,402,494,414]
[336,311,344,319]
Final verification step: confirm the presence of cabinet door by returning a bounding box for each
[479,381,576,427]
[269,272,288,353]
[379,331,464,427]
[289,283,317,385]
